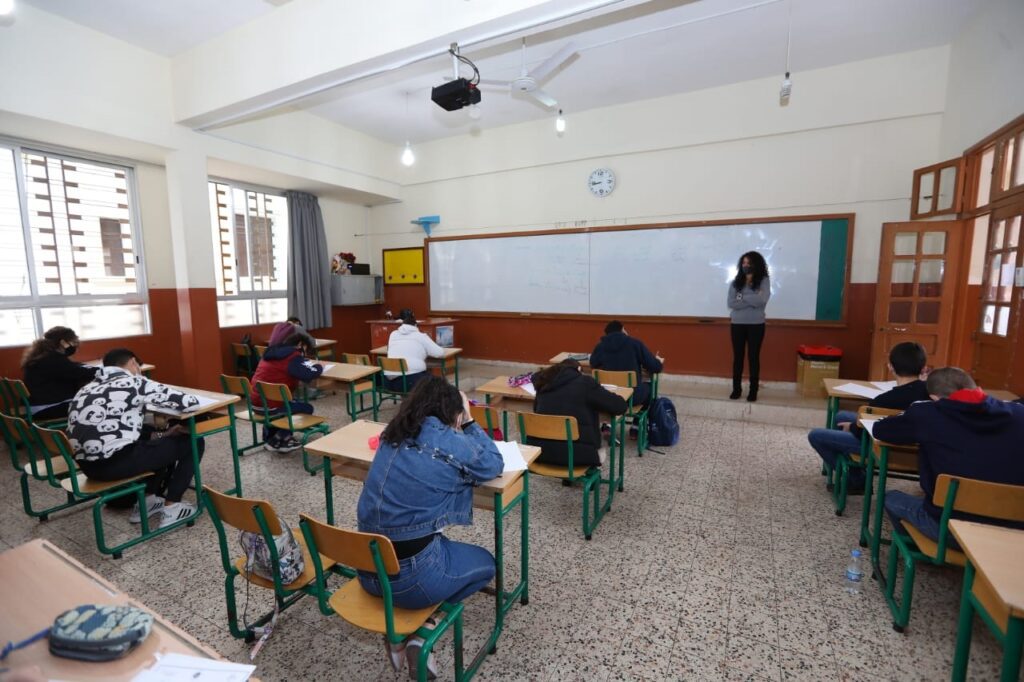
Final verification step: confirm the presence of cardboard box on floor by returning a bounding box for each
[796,356,840,397]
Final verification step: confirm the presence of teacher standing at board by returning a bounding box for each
[727,251,771,402]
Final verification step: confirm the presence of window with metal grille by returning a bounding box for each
[0,142,149,348]
[208,181,289,327]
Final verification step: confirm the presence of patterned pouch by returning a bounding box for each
[49,604,153,662]
[239,524,305,585]
[507,373,533,387]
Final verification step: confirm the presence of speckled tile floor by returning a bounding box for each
[0,362,1013,681]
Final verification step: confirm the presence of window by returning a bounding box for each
[0,142,149,348]
[910,157,963,219]
[979,212,1021,338]
[208,181,289,326]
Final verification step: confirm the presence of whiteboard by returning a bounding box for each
[428,219,848,320]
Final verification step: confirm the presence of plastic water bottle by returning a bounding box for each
[845,549,864,594]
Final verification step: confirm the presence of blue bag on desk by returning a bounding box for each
[647,397,680,447]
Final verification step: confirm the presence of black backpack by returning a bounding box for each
[647,397,680,447]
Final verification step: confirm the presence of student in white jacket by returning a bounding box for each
[385,310,446,391]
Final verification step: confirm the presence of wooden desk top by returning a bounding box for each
[153,384,240,417]
[989,389,1020,401]
[313,338,336,349]
[305,420,540,498]
[370,346,462,359]
[83,359,156,374]
[319,362,380,382]
[949,520,1024,618]
[824,378,1018,402]
[476,376,633,403]
[0,539,228,681]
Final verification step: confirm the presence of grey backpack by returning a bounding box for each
[239,524,305,584]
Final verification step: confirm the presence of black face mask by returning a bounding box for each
[64,345,78,357]
[741,265,752,275]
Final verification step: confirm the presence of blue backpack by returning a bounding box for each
[647,397,680,447]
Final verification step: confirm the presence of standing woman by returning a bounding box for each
[727,251,771,402]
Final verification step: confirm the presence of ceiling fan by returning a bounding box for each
[479,38,577,109]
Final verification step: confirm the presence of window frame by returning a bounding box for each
[208,177,290,327]
[910,157,964,219]
[0,137,151,345]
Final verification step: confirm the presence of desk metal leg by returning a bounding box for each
[869,446,891,574]
[826,396,838,429]
[616,415,625,493]
[453,356,460,388]
[859,447,875,548]
[951,561,977,682]
[323,456,334,526]
[1002,618,1024,682]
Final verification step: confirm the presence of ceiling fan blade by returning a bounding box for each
[527,42,577,83]
[478,78,513,88]
[529,89,558,108]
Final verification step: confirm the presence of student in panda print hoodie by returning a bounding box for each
[68,348,202,528]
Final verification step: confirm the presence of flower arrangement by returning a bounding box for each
[331,252,357,274]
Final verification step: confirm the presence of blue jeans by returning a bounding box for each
[884,490,941,541]
[808,410,864,487]
[263,400,314,442]
[358,534,495,610]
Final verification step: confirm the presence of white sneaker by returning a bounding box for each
[404,637,437,681]
[265,437,302,454]
[159,501,196,528]
[129,495,164,523]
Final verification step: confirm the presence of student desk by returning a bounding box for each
[367,318,459,349]
[549,352,591,368]
[83,358,156,376]
[313,337,336,360]
[318,362,380,421]
[0,539,244,681]
[303,419,538,678]
[822,379,880,429]
[154,385,243,499]
[369,345,463,387]
[475,376,633,494]
[949,520,1024,682]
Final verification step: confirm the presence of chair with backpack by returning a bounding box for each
[201,486,339,644]
[592,369,657,457]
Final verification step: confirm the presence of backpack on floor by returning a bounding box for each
[647,397,680,447]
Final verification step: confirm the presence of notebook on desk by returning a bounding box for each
[569,353,590,361]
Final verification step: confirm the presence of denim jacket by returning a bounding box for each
[357,416,504,541]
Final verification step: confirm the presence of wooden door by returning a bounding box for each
[869,221,965,379]
[973,206,1024,388]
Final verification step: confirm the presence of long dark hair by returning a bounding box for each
[381,375,464,445]
[732,250,769,292]
[21,326,78,368]
[531,358,580,392]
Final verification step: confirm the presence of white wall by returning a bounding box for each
[369,47,950,285]
[939,0,1024,158]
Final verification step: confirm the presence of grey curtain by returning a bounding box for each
[285,191,332,329]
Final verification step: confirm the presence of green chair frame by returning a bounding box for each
[828,405,903,516]
[298,514,467,682]
[33,424,195,559]
[231,343,258,378]
[469,404,505,440]
[254,381,331,476]
[1,377,68,430]
[219,375,269,455]
[518,412,616,540]
[377,357,412,406]
[201,486,341,642]
[1,413,83,521]
[951,552,1024,682]
[340,354,380,422]
[881,475,1024,633]
[592,369,655,457]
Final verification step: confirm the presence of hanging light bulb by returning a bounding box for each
[779,72,792,105]
[555,109,566,134]
[400,141,415,167]
[779,0,793,106]
[467,103,482,120]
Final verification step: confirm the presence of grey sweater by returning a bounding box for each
[727,278,771,324]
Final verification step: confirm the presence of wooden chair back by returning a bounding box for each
[378,357,408,374]
[0,378,17,414]
[1,412,29,451]
[254,345,268,357]
[3,378,30,415]
[343,353,371,366]
[519,412,579,441]
[857,405,903,419]
[469,405,501,435]
[231,343,252,359]
[32,424,79,485]
[255,381,294,404]
[220,374,252,398]
[592,370,636,389]
[202,485,283,535]
[933,475,1024,522]
[299,513,399,575]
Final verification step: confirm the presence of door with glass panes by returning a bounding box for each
[870,221,964,380]
[973,207,1023,389]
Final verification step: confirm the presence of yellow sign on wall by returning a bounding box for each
[383,247,424,285]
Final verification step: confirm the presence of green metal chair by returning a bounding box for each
[1,378,68,429]
[33,424,193,559]
[231,343,258,378]
[253,381,331,476]
[469,404,505,440]
[882,474,1024,632]
[299,513,467,682]
[219,375,269,456]
[201,486,339,642]
[592,369,652,457]
[1,412,83,520]
[339,353,379,422]
[377,356,412,406]
[828,405,903,516]
[518,411,615,540]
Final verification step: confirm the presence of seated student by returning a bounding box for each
[249,321,323,453]
[530,358,628,467]
[589,320,664,408]
[807,342,930,492]
[68,348,203,528]
[384,310,445,392]
[357,376,502,679]
[286,316,303,327]
[874,367,1024,540]
[20,326,98,420]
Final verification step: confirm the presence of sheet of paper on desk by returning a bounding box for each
[859,418,880,438]
[319,362,336,371]
[495,441,528,473]
[872,381,897,392]
[132,653,255,682]
[833,382,883,400]
[520,382,536,396]
[183,394,221,411]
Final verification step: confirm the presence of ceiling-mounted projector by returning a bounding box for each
[432,43,481,112]
[431,78,481,111]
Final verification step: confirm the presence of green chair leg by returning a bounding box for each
[19,474,83,521]
[951,562,977,681]
[882,531,917,632]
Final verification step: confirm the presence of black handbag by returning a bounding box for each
[48,604,154,662]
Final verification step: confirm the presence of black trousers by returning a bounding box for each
[730,323,766,390]
[79,435,204,503]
